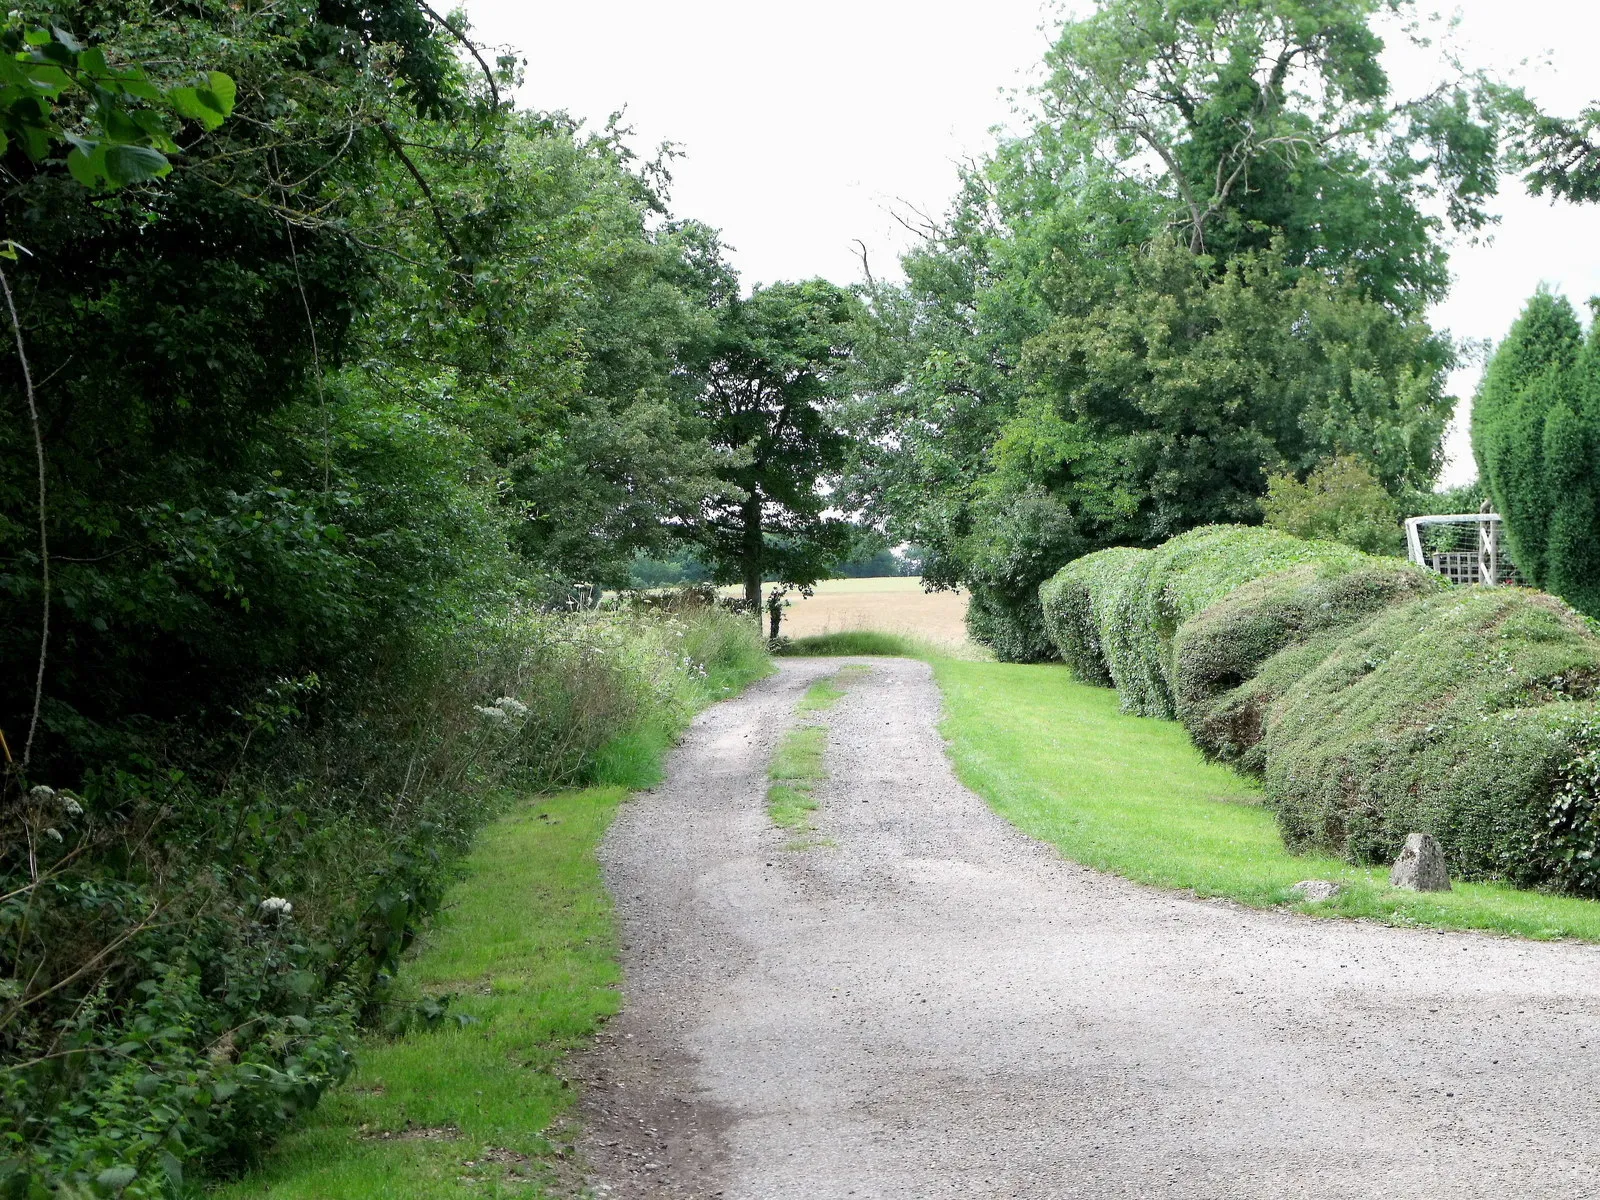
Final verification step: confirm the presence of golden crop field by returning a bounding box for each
[768,577,970,648]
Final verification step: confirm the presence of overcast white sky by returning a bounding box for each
[463,0,1600,488]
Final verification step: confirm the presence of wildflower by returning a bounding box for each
[474,705,509,723]
[28,785,54,803]
[493,696,529,718]
[44,827,62,843]
[258,897,293,918]
[60,795,83,818]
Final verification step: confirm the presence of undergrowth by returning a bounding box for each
[0,606,769,1197]
[213,787,624,1200]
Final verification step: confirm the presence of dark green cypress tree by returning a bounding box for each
[1472,292,1600,614]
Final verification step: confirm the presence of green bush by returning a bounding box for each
[960,489,1088,663]
[1262,456,1405,555]
[1260,586,1600,887]
[1100,526,1366,718]
[0,607,765,1198]
[1039,548,1152,686]
[1175,558,1443,762]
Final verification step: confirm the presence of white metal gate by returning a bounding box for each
[1403,510,1520,586]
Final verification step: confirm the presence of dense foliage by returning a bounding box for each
[846,0,1505,659]
[0,3,800,1192]
[1040,527,1600,892]
[1471,291,1600,617]
[1262,456,1405,555]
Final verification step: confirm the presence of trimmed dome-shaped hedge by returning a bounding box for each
[1039,547,1151,687]
[1046,526,1368,719]
[1041,525,1600,893]
[1176,558,1444,764]
[1261,586,1600,886]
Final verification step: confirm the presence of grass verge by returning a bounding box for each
[215,787,622,1198]
[933,659,1600,942]
[778,630,986,659]
[216,648,774,1199]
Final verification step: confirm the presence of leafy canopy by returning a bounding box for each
[845,0,1501,660]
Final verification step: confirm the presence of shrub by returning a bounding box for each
[1472,290,1600,617]
[0,607,766,1197]
[1039,548,1152,686]
[960,489,1088,663]
[1100,526,1366,718]
[1260,586,1600,887]
[1262,456,1404,555]
[1175,558,1443,761]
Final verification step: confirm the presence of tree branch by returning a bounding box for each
[380,124,463,261]
[418,3,501,115]
[0,264,48,778]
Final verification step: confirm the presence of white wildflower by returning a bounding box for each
[493,696,528,718]
[61,795,83,818]
[44,827,62,843]
[28,785,54,802]
[474,705,509,723]
[258,897,293,918]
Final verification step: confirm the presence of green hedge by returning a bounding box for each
[1096,526,1366,718]
[1176,558,1443,763]
[1039,548,1152,686]
[1261,587,1600,886]
[1042,524,1600,894]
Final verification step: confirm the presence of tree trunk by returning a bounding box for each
[741,493,762,620]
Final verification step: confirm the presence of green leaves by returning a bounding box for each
[0,18,236,192]
[170,73,237,132]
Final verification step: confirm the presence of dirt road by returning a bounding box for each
[576,658,1600,1198]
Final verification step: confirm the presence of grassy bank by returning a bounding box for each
[215,788,622,1199]
[934,659,1600,941]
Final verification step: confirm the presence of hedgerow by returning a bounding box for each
[0,605,765,1198]
[1043,524,1600,894]
[1039,548,1152,687]
[1097,526,1366,718]
[1175,558,1443,762]
[1260,587,1600,886]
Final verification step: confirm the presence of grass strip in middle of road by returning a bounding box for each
[767,667,865,845]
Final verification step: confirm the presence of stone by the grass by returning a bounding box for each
[1289,879,1342,902]
[1390,833,1451,892]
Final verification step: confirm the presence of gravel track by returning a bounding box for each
[575,657,1600,1198]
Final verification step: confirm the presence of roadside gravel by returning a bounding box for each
[575,657,1600,1199]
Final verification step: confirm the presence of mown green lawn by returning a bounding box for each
[215,788,623,1199]
[933,659,1600,941]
